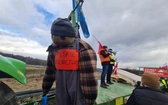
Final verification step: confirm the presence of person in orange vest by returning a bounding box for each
[42,18,98,105]
[99,45,111,88]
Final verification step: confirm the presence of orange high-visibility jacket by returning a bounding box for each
[99,49,110,63]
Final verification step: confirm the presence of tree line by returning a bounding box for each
[0,52,47,66]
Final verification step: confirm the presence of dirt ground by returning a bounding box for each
[0,75,44,92]
[0,71,101,92]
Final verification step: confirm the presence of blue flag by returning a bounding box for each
[72,0,90,38]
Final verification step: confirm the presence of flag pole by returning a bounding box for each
[92,34,99,42]
[92,34,103,47]
[68,0,83,20]
[68,0,84,38]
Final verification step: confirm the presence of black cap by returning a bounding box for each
[103,45,107,48]
[51,18,75,37]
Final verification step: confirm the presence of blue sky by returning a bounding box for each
[0,0,168,68]
[35,5,55,26]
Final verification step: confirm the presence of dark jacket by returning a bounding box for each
[42,39,98,105]
[100,49,110,64]
[126,86,168,105]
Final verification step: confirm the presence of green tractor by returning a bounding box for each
[0,55,27,105]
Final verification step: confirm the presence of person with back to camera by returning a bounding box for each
[99,45,110,88]
[126,73,168,105]
[41,18,98,105]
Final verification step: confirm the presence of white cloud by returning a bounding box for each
[0,35,48,60]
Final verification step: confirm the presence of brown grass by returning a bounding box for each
[0,65,101,92]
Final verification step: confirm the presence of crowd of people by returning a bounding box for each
[41,17,168,105]
[98,44,168,105]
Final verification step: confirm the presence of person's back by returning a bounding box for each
[126,73,168,105]
[127,86,168,105]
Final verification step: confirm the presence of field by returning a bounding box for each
[0,65,46,92]
[0,65,101,92]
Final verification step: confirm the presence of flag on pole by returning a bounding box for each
[92,35,103,54]
[72,0,90,38]
[113,62,118,75]
[161,63,168,69]
[98,41,103,54]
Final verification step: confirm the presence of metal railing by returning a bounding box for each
[15,88,55,105]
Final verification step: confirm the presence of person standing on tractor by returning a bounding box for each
[99,45,110,88]
[106,48,115,85]
[42,18,98,105]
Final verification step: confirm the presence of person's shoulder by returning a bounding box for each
[135,86,156,91]
[79,39,92,49]
[133,86,168,103]
[133,86,151,94]
[134,86,166,95]
[46,43,57,52]
[79,39,87,45]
